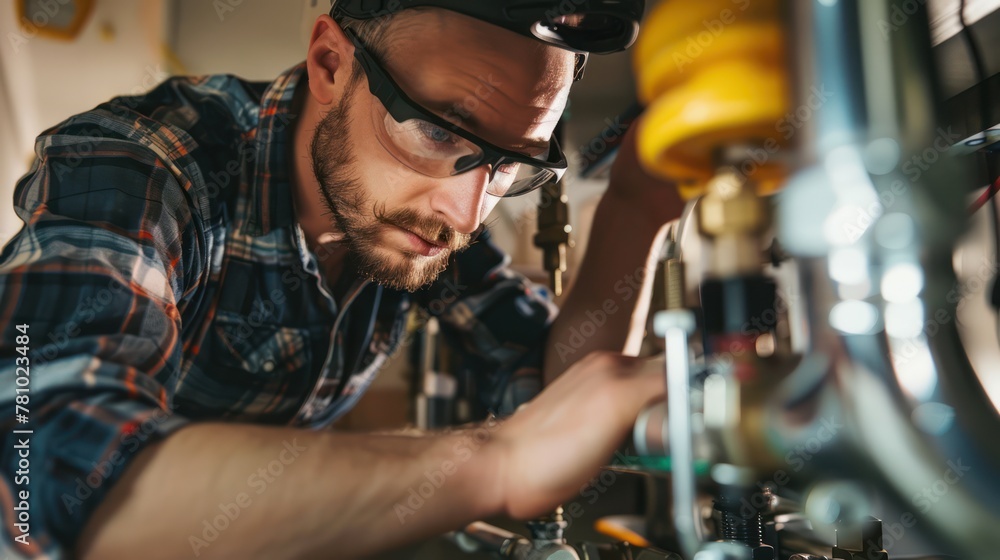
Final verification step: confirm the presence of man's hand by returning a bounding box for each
[494,351,665,518]
[604,117,686,224]
[543,117,685,381]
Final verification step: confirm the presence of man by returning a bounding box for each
[0,2,684,558]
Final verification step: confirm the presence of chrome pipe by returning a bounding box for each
[655,309,702,559]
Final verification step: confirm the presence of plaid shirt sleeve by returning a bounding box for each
[0,124,201,557]
[415,229,558,416]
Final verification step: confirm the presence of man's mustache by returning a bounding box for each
[373,205,471,252]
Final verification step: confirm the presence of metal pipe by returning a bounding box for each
[448,521,526,556]
[655,309,701,559]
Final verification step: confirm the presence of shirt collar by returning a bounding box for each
[242,63,305,236]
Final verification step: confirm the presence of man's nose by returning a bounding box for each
[428,166,491,235]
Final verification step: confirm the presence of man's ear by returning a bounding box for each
[306,14,355,106]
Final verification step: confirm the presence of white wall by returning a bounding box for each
[169,0,323,80]
[0,51,21,245]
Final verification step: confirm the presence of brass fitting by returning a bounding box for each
[534,181,573,296]
[699,167,769,238]
[698,167,771,277]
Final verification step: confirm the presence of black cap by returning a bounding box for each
[330,0,644,55]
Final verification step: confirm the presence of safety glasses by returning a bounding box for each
[344,27,568,197]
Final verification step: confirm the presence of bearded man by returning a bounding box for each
[0,1,683,557]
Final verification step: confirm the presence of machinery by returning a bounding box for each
[444,0,1000,558]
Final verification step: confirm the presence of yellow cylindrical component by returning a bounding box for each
[635,0,783,101]
[633,0,790,198]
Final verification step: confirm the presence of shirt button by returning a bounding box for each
[262,360,275,372]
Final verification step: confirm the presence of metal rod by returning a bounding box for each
[655,309,700,559]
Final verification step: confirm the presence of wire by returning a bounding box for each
[986,151,1000,319]
[967,175,1000,215]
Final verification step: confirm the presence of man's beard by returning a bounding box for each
[309,86,473,292]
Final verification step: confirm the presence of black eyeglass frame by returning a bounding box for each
[341,26,569,197]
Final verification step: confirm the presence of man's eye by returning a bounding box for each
[416,122,456,144]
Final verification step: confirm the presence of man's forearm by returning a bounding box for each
[543,192,670,382]
[76,422,504,559]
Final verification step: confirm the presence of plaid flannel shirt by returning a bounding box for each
[0,63,555,558]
